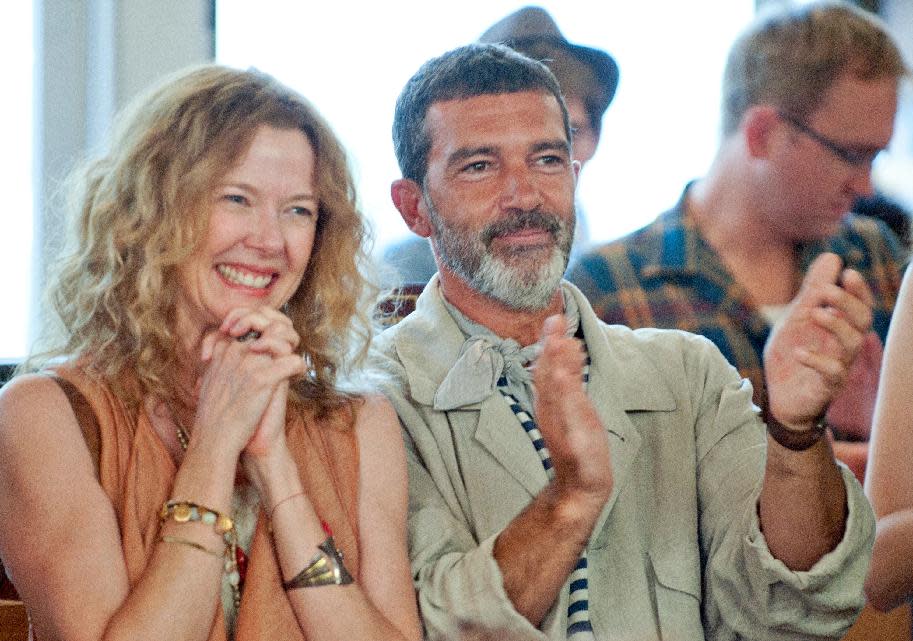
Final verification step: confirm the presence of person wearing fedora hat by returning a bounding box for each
[383,6,618,286]
[373,38,874,641]
[478,5,618,164]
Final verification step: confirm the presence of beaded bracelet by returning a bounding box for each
[160,500,235,537]
[160,500,241,609]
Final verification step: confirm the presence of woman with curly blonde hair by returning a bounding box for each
[0,65,420,641]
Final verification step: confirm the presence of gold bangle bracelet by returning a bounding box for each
[158,500,242,612]
[158,535,223,558]
[282,535,354,589]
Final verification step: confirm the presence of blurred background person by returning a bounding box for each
[568,0,909,482]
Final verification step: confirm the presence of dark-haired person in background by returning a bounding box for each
[854,191,912,247]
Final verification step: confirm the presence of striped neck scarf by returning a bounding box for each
[440,287,595,639]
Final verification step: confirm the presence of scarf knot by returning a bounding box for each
[433,336,540,410]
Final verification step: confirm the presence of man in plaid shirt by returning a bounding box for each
[567,1,908,479]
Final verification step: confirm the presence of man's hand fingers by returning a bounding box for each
[840,267,875,308]
[813,278,873,334]
[809,306,865,363]
[795,346,846,389]
[798,252,844,297]
[539,314,566,342]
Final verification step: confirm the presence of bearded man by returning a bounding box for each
[371,42,875,641]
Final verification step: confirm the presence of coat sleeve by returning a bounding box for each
[371,345,553,641]
[686,333,875,641]
[404,439,550,640]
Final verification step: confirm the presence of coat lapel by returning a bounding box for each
[391,276,466,408]
[471,394,550,497]
[392,280,680,534]
[392,280,549,495]
[573,283,676,541]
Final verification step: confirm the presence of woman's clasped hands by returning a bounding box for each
[193,306,306,463]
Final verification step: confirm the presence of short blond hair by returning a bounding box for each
[28,65,375,413]
[722,0,908,136]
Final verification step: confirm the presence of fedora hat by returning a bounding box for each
[479,6,619,126]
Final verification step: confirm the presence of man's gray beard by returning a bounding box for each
[425,194,574,311]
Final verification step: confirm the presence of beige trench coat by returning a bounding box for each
[372,278,873,641]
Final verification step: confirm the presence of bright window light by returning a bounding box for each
[216,1,755,254]
[0,3,34,360]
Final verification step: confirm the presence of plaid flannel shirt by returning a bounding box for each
[567,188,907,406]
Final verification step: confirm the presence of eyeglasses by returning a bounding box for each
[777,111,879,167]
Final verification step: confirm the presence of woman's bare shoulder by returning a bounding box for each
[0,372,130,638]
[0,373,76,437]
[352,394,406,499]
[352,394,402,445]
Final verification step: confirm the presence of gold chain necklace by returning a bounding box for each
[175,423,190,451]
[164,400,191,452]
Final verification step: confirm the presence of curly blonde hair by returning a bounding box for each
[27,65,375,413]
